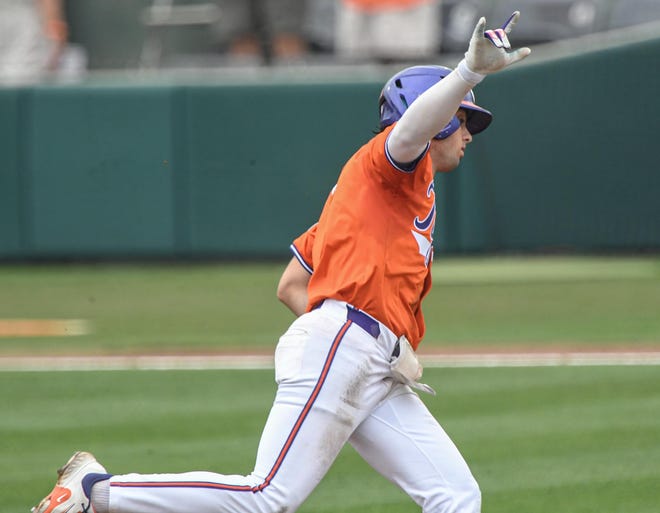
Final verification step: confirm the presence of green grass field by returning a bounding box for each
[2,256,659,512]
[1,256,659,355]
[3,366,659,513]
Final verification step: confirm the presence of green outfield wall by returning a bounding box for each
[1,37,659,260]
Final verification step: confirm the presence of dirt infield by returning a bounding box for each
[0,319,90,337]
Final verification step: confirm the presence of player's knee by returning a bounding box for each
[260,484,304,513]
[423,476,481,513]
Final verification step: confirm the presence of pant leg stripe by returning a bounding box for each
[254,320,351,491]
[111,320,354,493]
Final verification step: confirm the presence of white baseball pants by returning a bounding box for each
[109,299,480,513]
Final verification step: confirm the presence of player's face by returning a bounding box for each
[429,109,472,173]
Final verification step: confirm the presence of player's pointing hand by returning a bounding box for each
[463,11,531,76]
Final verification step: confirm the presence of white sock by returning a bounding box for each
[91,481,110,513]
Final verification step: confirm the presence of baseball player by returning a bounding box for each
[32,12,530,513]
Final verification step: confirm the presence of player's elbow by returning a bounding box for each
[276,279,291,305]
[276,276,308,317]
[277,258,311,316]
[276,271,298,304]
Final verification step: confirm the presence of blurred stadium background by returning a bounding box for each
[1,0,659,262]
[7,0,660,71]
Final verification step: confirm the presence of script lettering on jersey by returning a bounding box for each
[411,181,435,267]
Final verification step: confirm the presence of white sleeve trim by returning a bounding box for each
[385,132,430,173]
[290,244,313,274]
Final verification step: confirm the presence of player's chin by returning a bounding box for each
[437,156,462,173]
[436,162,460,173]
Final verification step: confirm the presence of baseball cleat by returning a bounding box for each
[31,451,106,513]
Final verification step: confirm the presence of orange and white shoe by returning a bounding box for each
[32,451,107,513]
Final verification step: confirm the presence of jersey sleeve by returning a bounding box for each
[371,125,431,182]
[385,130,430,173]
[290,223,317,275]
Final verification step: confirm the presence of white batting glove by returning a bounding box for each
[458,11,531,84]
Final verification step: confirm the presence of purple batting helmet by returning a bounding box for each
[378,65,493,139]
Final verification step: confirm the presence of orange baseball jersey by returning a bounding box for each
[291,124,435,349]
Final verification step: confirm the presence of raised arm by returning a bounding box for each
[387,12,531,164]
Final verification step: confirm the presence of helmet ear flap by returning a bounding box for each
[435,116,460,140]
[379,102,398,130]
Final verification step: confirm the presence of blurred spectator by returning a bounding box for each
[335,0,441,63]
[0,0,68,83]
[303,0,336,54]
[215,0,308,64]
[608,0,660,30]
